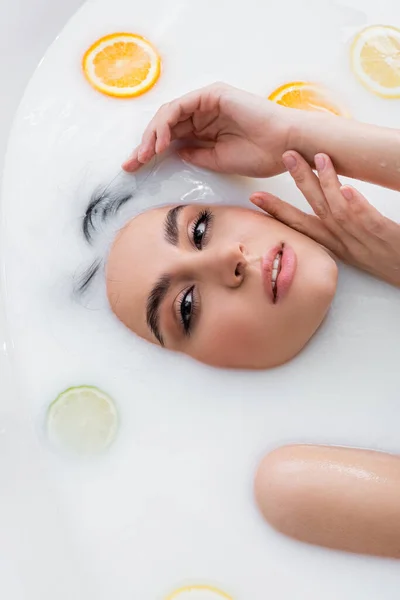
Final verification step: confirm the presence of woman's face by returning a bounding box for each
[106,204,337,369]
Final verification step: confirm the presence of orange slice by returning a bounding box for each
[350,25,400,98]
[82,33,161,98]
[268,81,347,116]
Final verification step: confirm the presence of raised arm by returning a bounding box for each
[288,110,400,192]
[123,82,400,192]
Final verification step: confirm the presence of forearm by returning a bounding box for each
[287,109,400,192]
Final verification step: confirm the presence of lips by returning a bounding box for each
[261,243,297,303]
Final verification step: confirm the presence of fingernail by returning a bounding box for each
[315,154,325,171]
[341,186,353,201]
[282,153,297,172]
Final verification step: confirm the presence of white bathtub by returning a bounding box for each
[0,3,91,598]
[2,1,400,598]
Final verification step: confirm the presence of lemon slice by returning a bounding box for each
[350,25,400,98]
[82,32,161,98]
[47,386,118,455]
[166,586,232,600]
[268,81,348,116]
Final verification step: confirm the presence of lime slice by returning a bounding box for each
[167,586,232,600]
[47,386,118,455]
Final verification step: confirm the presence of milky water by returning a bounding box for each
[1,0,400,598]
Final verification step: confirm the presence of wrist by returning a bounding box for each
[285,109,327,165]
[260,102,308,172]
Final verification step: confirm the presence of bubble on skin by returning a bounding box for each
[379,161,387,168]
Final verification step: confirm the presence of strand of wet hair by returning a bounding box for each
[74,258,102,295]
[82,187,133,243]
[82,157,159,244]
[77,184,134,300]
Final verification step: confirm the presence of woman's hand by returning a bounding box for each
[251,152,400,287]
[122,82,293,177]
[124,81,400,189]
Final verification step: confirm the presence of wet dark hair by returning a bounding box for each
[75,258,102,294]
[82,187,134,244]
[75,185,134,296]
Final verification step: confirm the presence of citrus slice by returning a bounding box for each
[166,586,232,600]
[47,386,118,455]
[350,25,400,98]
[82,33,161,98]
[268,81,347,116]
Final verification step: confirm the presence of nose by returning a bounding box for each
[193,243,248,288]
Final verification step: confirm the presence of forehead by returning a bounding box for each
[106,206,171,337]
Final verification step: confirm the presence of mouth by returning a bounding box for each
[261,243,297,303]
[271,250,282,295]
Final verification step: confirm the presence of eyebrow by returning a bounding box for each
[164,204,186,246]
[146,274,172,346]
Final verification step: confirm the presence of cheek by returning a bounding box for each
[190,293,281,369]
[291,249,338,320]
[218,210,270,243]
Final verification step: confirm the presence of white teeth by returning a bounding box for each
[271,252,282,289]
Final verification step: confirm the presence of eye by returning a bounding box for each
[179,285,196,334]
[191,209,212,250]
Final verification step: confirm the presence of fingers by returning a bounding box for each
[284,151,376,242]
[123,86,218,171]
[282,151,330,220]
[121,149,142,172]
[250,191,338,251]
[122,83,227,171]
[170,119,196,141]
[138,129,157,162]
[122,120,196,172]
[314,154,348,224]
[258,152,400,284]
[145,90,202,145]
[178,147,220,171]
[122,130,156,172]
[340,184,397,242]
[314,155,393,243]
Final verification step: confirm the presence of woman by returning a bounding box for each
[118,82,400,559]
[107,83,400,370]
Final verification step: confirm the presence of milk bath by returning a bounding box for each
[1,0,400,598]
